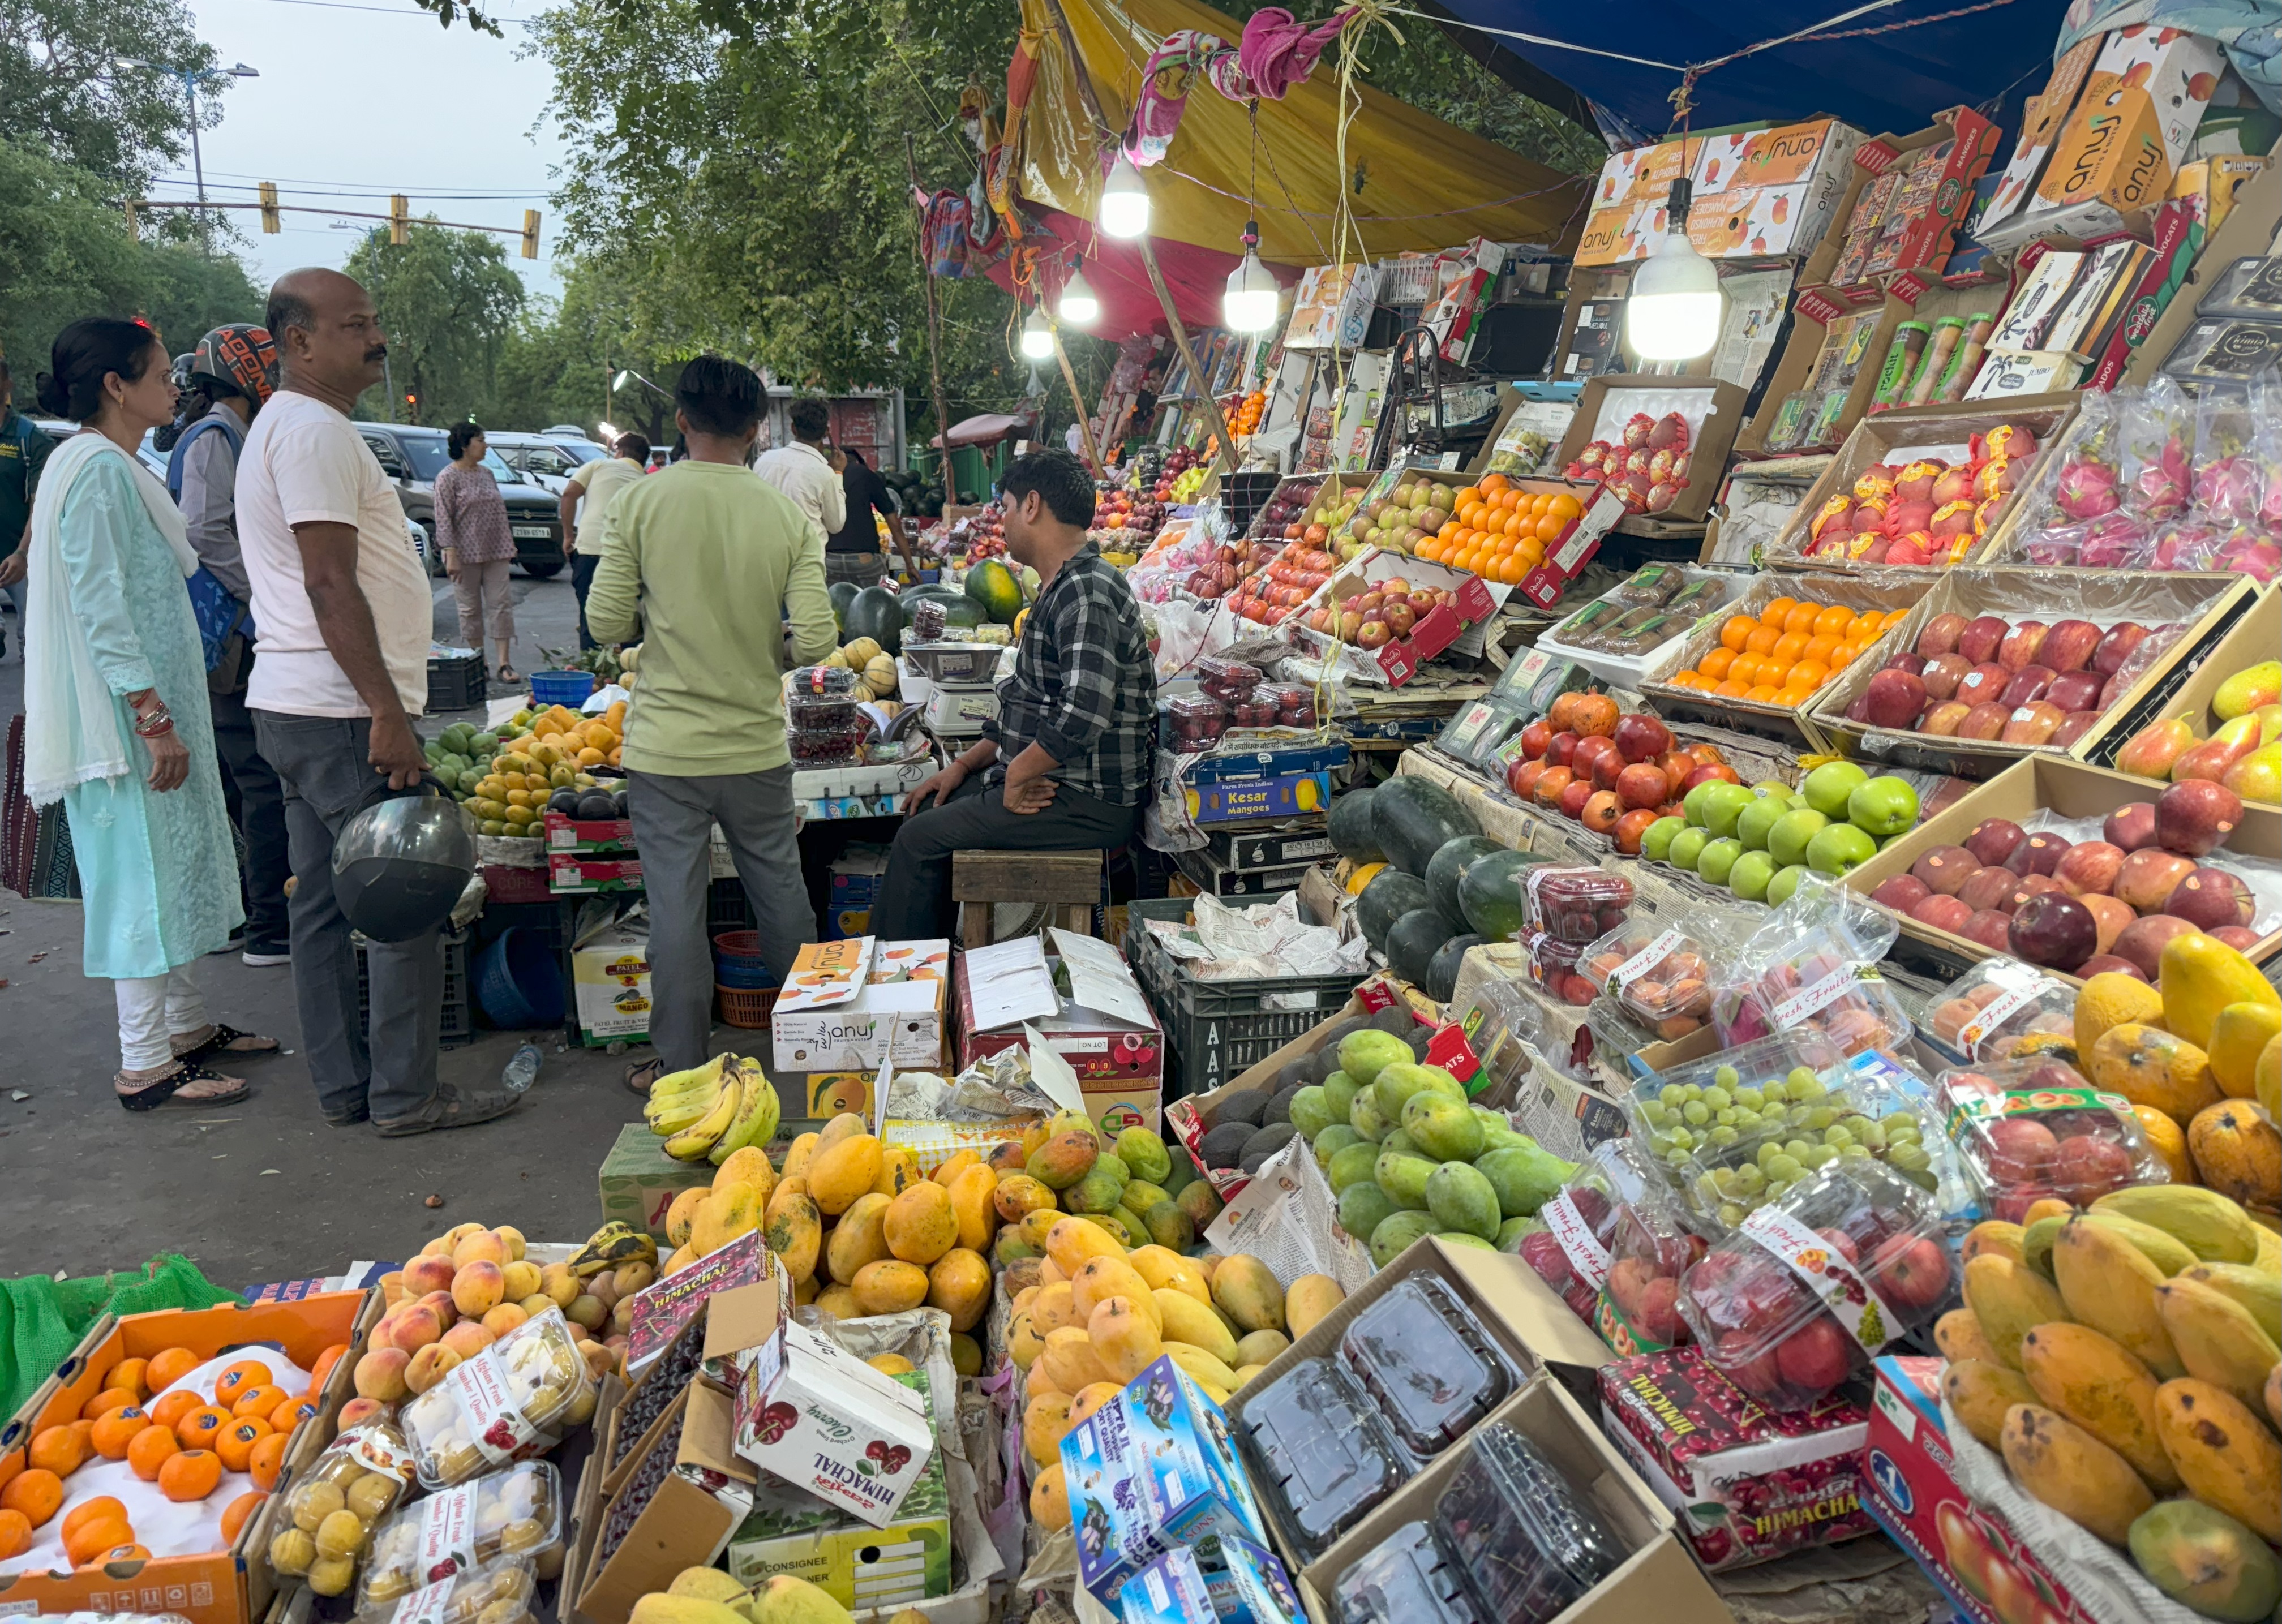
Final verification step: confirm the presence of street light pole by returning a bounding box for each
[116,57,258,254]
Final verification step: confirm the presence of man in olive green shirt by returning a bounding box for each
[586,355,837,1089]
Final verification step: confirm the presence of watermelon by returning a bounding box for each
[1459,849,1551,942]
[1426,934,1483,1003]
[904,587,987,632]
[1371,777,1479,879]
[966,559,1024,623]
[1425,835,1504,926]
[827,581,859,629]
[843,586,906,654]
[1357,870,1434,952]
[1386,909,1459,989]
[1327,790,1383,862]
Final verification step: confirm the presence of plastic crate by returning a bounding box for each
[356,926,474,1048]
[427,652,487,712]
[707,877,752,930]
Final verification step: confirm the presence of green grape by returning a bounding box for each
[1804,1144,1839,1169]
[1733,1087,1765,1111]
[1855,1120,1888,1150]
[1711,1167,1739,1193]
[1885,1117,1922,1144]
[1761,1079,1790,1103]
[1735,1164,1766,1192]
[1681,1083,1705,1102]
[1718,1202,1747,1227]
[1789,1068,1828,1103]
[1659,1084,1686,1108]
[1767,1153,1803,1181]
[1666,1148,1692,1168]
[1824,1125,1854,1149]
[1890,1144,1931,1172]
[1709,1125,1739,1148]
[1806,1107,1838,1131]
[1714,1064,1740,1090]
[1756,1141,1783,1170]
[1839,1143,1873,1160]
[1766,1176,1792,1198]
[1640,1101,1668,1128]
[1702,1086,1732,1111]
[1715,1107,1738,1127]
[1785,1138,1812,1160]
[1683,1101,1710,1126]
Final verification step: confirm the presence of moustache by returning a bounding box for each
[364,345,389,363]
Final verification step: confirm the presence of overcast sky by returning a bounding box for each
[141,0,570,301]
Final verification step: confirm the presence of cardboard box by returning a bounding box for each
[1825,109,2004,297]
[543,809,635,853]
[576,1381,757,1624]
[2122,156,2282,386]
[954,930,1165,1087]
[1281,544,1508,686]
[598,1122,717,1240]
[772,938,950,1073]
[554,854,644,895]
[1166,744,1344,824]
[1862,1356,2103,1624]
[732,1321,935,1528]
[1082,1084,1163,1136]
[1977,35,2107,243]
[1843,755,2282,982]
[1577,121,1864,265]
[1550,377,1749,525]
[1283,264,1377,352]
[2086,579,2280,777]
[618,1228,784,1380]
[1118,1537,1299,1624]
[2018,25,2227,241]
[826,847,891,941]
[1735,288,1902,457]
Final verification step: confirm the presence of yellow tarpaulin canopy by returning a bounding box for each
[1014,0,1591,267]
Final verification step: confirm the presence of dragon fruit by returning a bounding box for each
[2081,512,2154,569]
[2193,453,2263,524]
[1622,413,1655,450]
[2053,455,2122,522]
[2151,522,2221,572]
[2213,527,2282,582]
[2130,433,2191,519]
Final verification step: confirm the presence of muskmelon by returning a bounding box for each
[1357,870,1434,952]
[1371,778,1479,878]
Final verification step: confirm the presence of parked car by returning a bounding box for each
[354,422,565,577]
[487,431,602,495]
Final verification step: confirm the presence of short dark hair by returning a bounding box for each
[36,318,162,422]
[448,420,484,459]
[1001,449,1095,528]
[676,354,762,437]
[788,396,830,441]
[266,283,315,347]
[615,430,651,463]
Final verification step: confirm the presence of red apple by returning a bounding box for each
[2113,914,2200,977]
[1959,702,2013,740]
[1915,613,1971,658]
[2005,832,2073,877]
[1922,653,1974,701]
[1983,1117,2058,1183]
[1868,1234,1950,1310]
[2167,867,2255,930]
[1960,909,2013,950]
[1911,894,1974,933]
[2103,802,2160,853]
[2043,670,2104,712]
[2052,841,2124,897]
[1957,867,2017,913]
[1957,616,2010,665]
[1910,846,1980,896]
[1871,875,1932,913]
[2002,873,2065,913]
[2082,893,2134,955]
[2091,622,2149,677]
[2076,954,2147,981]
[2155,779,2243,857]
[1864,669,1929,729]
[2050,711,2103,749]
[2000,702,2065,745]
[1919,702,1971,737]
[1955,663,2011,707]
[2040,619,2101,673]
[2210,926,2263,951]
[2114,848,2197,912]
[1964,819,2026,867]
[2053,1135,2134,1204]
[1612,713,1674,763]
[1999,666,2056,708]
[1998,622,2049,672]
[1885,651,1929,677]
[1616,762,1671,811]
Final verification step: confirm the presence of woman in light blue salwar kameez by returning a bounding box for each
[23,319,276,1110]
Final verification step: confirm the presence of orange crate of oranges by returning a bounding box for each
[0,1291,372,1624]
[1408,472,1590,588]
[1644,575,1935,747]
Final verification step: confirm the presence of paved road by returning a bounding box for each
[0,572,649,1290]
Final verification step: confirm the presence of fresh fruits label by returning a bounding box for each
[394,1577,460,1624]
[1742,1207,1896,1352]
[444,1345,543,1464]
[1953,983,2042,1052]
[1770,964,1886,1029]
[1942,1083,2133,1136]
[1606,929,1687,998]
[347,1421,419,1483]
[416,1483,479,1580]
[1542,1191,1612,1288]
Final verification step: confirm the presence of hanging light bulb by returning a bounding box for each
[1626,179,1723,362]
[1222,222,1279,333]
[1099,156,1151,239]
[1019,307,1056,361]
[1057,266,1100,328]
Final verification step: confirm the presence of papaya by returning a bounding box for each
[1040,1327,1114,1393]
[1045,1215,1125,1277]
[2207,1003,2282,1098]
[1210,1255,1286,1334]
[1070,1257,1160,1333]
[2089,1023,2222,1124]
[2053,1215,2184,1378]
[2160,933,2281,1051]
[2019,1321,2180,1491]
[1962,1254,2068,1370]
[2076,971,2168,1062]
[1153,1289,1240,1367]
[2133,1105,2197,1186]
[1125,1245,1211,1304]
[2175,1262,2281,1344]
[1999,1404,2154,1545]
[1087,1297,1164,1384]
[2154,1275,2280,1412]
[926,1248,991,1332]
[1961,1221,2026,1267]
[882,1182,958,1266]
[2127,1500,2282,1623]
[1023,1391,1075,1467]
[2152,1378,2282,1542]
[2185,1100,2282,1210]
[1941,1358,2037,1450]
[947,1163,1000,1253]
[1285,1274,1345,1339]
[2093,1185,2262,1264]
[850,1259,929,1315]
[823,1192,892,1284]
[1934,1308,2001,1366]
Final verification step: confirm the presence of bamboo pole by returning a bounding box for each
[1049,325,1106,479]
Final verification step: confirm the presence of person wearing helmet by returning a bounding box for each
[169,323,293,968]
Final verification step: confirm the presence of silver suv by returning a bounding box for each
[354,422,565,578]
[487,431,604,495]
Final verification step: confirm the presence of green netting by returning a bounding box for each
[0,1254,242,1418]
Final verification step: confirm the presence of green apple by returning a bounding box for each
[1847,775,1921,837]
[1767,807,1830,868]
[1680,781,1719,828]
[1667,826,1712,873]
[1640,815,1687,863]
[1701,782,1756,839]
[1801,760,1868,820]
[1806,821,1879,877]
[1766,862,1809,907]
[1735,796,1787,853]
[1749,779,1793,801]
[1727,849,1778,901]
[1695,837,1744,887]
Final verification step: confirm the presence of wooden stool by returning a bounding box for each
[951,849,1102,948]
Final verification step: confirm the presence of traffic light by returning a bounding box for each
[389,195,410,246]
[259,181,281,234]
[521,209,541,261]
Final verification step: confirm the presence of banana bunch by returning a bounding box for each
[569,1220,658,1278]
[649,1054,783,1164]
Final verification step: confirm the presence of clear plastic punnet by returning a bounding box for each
[399,1307,595,1488]
[1710,875,1911,1056]
[268,1422,419,1595]
[1431,1425,1627,1624]
[1517,1138,1658,1325]
[1338,1276,1515,1460]
[1238,1357,1405,1558]
[1522,867,1634,945]
[1592,1179,1708,1356]
[1678,1159,1949,1411]
[358,1460,564,1609]
[1194,656,1263,702]
[1925,959,2075,1062]
[1166,693,1230,751]
[1256,682,1320,728]
[347,1556,537,1624]
[1580,921,1712,1036]
[1333,1521,1483,1624]
[1934,1057,2173,1222]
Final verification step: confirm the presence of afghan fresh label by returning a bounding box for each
[1542,1191,1611,1289]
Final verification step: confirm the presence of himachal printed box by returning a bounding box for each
[731,1321,936,1529]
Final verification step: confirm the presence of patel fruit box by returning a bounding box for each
[1862,1355,2101,1624]
[1597,1346,1874,1570]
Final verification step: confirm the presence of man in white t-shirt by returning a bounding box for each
[559,429,648,649]
[238,267,518,1140]
[752,395,844,549]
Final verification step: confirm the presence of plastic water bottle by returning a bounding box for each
[501,1042,542,1095]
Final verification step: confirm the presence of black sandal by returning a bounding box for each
[623,1056,667,1098]
[171,1022,280,1062]
[117,1062,251,1112]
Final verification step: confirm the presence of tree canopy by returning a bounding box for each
[345,221,527,424]
[0,0,231,188]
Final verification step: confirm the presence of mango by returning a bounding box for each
[1374,1150,1437,1210]
[2083,1211,2200,1278]
[763,1174,810,1229]
[1033,1281,1082,1335]
[883,1182,958,1266]
[986,1140,1029,1175]
[1234,1329,1289,1367]
[1370,1209,1442,1269]
[1962,1220,2025,1267]
[1027,1129,1100,1191]
[1934,1308,2000,1366]
[1022,1391,1075,1467]
[992,1174,1055,1224]
[1087,1210,1139,1248]
[1338,1182,1399,1246]
[1285,1274,1344,1340]
[944,1163,1000,1253]
[1425,1161,1501,1241]
[2208,1003,2282,1099]
[870,1145,921,1198]
[1154,1289,1240,1364]
[779,1132,819,1180]
[1071,1256,1160,1332]
[2090,1023,2222,1124]
[748,1575,852,1624]
[2161,934,2281,1051]
[1019,1209,1062,1254]
[1211,1255,1286,1334]
[1088,1296,1164,1384]
[2021,1217,2064,1280]
[2155,1276,2280,1412]
[2053,1214,2184,1378]
[823,1192,893,1284]
[763,1193,822,1283]
[1029,1461,1071,1530]
[1066,1381,1122,1426]
[1061,1167,1127,1216]
[1962,1253,2068,1370]
[850,1259,929,1315]
[2269,1365,2281,1433]
[1339,1028,1410,1086]
[2176,1262,2281,1344]
[2022,1197,2074,1226]
[2000,1404,2154,1544]
[1176,1181,1224,1232]
[1161,1341,1242,1393]
[1474,1142,1576,1219]
[927,1248,991,1332]
[1288,1086,1335,1140]
[1126,1245,1210,1303]
[1007,1309,1043,1370]
[2134,1103,2198,1185]
[2019,1321,2180,1491]
[1400,1093,1484,1163]
[631,1596,748,1624]
[1325,1141,1380,1195]
[663,1187,707,1250]
[1023,1358,1060,1401]
[2075,972,2167,1062]
[1143,1201,1196,1252]
[2127,1499,2282,1623]
[930,1149,979,1187]
[804,1131,880,1214]
[2186,1100,2282,1210]
[1322,1070,1361,1123]
[1041,1327,1113,1393]
[1115,1129,1172,1185]
[1348,1089,1391,1142]
[2152,1378,2282,1542]
[1311,1124,1362,1171]
[667,1570,752,1607]
[1941,1358,2036,1449]
[2094,1185,2262,1264]
[2258,1032,2280,1119]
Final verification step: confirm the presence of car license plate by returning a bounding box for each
[512,526,551,538]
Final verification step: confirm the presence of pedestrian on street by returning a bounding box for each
[434,420,520,684]
[874,450,1156,938]
[586,356,837,1093]
[22,317,279,1110]
[753,395,844,552]
[823,445,920,590]
[559,429,649,649]
[0,358,58,658]
[238,267,518,1137]
[167,324,294,967]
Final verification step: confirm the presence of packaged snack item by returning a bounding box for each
[1166,694,1230,752]
[1517,1139,1657,1324]
[1924,959,2074,1062]
[359,1460,563,1608]
[1237,1358,1404,1558]
[1432,1425,1625,1624]
[1551,598,1624,646]
[1338,1277,1515,1460]
[346,1557,537,1624]
[400,1307,595,1488]
[1678,1159,1949,1411]
[786,666,863,729]
[269,1423,420,1596]
[1333,1521,1482,1624]
[1522,867,1633,945]
[1593,1178,1706,1355]
[1935,1059,2172,1221]
[1614,561,1687,605]
[1195,658,1263,703]
[1580,922,1711,1038]
[1256,682,1319,728]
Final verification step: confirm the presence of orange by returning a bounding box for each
[1746,684,1783,703]
[102,1359,150,1402]
[176,1405,231,1451]
[221,1492,265,1544]
[0,1509,29,1561]
[1790,659,1830,690]
[1698,647,1735,680]
[61,1496,128,1543]
[82,1388,134,1423]
[1729,653,1764,688]
[126,1423,179,1482]
[1744,625,1780,656]
[1782,602,1821,636]
[213,1361,272,1406]
[149,1390,199,1432]
[1496,556,1527,586]
[89,1407,151,1460]
[1852,610,1886,637]
[28,1425,85,1477]
[66,1516,134,1567]
[1758,659,1794,689]
[157,1450,222,1503]
[1770,632,1808,663]
[1813,605,1856,638]
[146,1348,200,1393]
[1547,492,1582,519]
[67,1421,95,1458]
[1,1469,63,1527]
[1534,514,1565,542]
[1719,615,1756,653]
[231,1385,287,1421]
[215,1418,271,1473]
[248,1432,290,1490]
[1761,596,1796,625]
[1801,634,1838,665]
[1832,641,1861,666]
[1714,678,1752,698]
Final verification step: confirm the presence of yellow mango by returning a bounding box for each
[2019,1321,2180,1491]
[1022,1391,1075,1467]
[2187,1099,2282,1211]
[713,1145,775,1201]
[1962,1253,2068,1370]
[780,1132,820,1180]
[2077,972,2167,1063]
[850,1259,930,1316]
[1071,1256,1161,1332]
[1153,1288,1240,1367]
[1942,1357,2037,1450]
[947,1164,1000,1253]
[2155,1275,2280,1412]
[1029,1462,1070,1530]
[1934,1308,2001,1365]
[883,1182,958,1266]
[2053,1214,2185,1378]
[1045,1215,1125,1276]
[2208,1003,2282,1098]
[1041,1326,1114,1393]
[823,1192,893,1284]
[2000,1404,2154,1545]
[871,1146,923,1198]
[926,1248,992,1333]
[1088,1296,1164,1384]
[2153,1378,2282,1542]
[2161,934,2281,1051]
[807,1132,884,1215]
[2090,1024,2222,1124]
[664,1187,706,1250]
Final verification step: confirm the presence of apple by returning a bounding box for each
[2154,779,2242,857]
[2005,832,2072,877]
[1998,622,2049,672]
[1960,909,2012,950]
[1983,1116,2058,1183]
[1911,893,1973,933]
[2211,925,2264,950]
[1612,808,1659,854]
[1964,818,2027,867]
[1617,762,1671,811]
[2113,914,2201,977]
[1806,822,1878,876]
[2051,711,2104,749]
[1868,1234,1949,1309]
[2081,893,2134,955]
[1774,1316,1854,1393]
[1958,702,2012,740]
[1999,665,2056,708]
[2002,873,2065,913]
[2000,702,2064,745]
[2091,622,2149,676]
[2114,848,2197,912]
[1580,789,1622,834]
[1613,713,1673,763]
[1871,874,1932,913]
[1957,866,2017,913]
[1957,616,2010,665]
[1922,652,1973,701]
[2009,891,2097,970]
[2167,867,2255,930]
[1916,613,1971,658]
[1847,776,1920,836]
[2077,953,2148,981]
[2052,841,2124,897]
[1910,845,1980,896]
[2044,669,2104,712]
[1864,669,1929,729]
[2053,1135,2135,1204]
[2040,619,2102,673]
[1356,620,1392,649]
[1919,702,1971,737]
[1954,663,2011,707]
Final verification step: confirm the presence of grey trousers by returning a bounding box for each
[626,764,814,1073]
[254,712,444,1124]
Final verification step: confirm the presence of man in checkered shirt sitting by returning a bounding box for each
[874,449,1156,939]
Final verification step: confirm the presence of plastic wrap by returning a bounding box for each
[1432,1425,1625,1624]
[1333,1521,1483,1624]
[347,1557,537,1624]
[1924,959,2074,1062]
[1935,1058,2173,1222]
[359,1461,562,1608]
[1165,693,1230,753]
[1255,682,1319,728]
[398,1308,594,1488]
[1709,876,1911,1055]
[1578,921,1712,1037]
[1517,1138,1658,1325]
[1592,1178,1708,1355]
[269,1423,419,1595]
[2120,379,2196,526]
[1522,867,1633,946]
[1194,656,1263,702]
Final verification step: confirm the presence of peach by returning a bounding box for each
[567,1295,607,1333]
[451,1261,505,1317]
[585,1273,622,1312]
[418,1235,454,1258]
[492,1226,527,1262]
[578,1341,617,1382]
[389,1303,444,1355]
[379,1270,408,1308]
[538,1264,581,1308]
[441,1222,486,1247]
[401,1254,456,1296]
[353,1348,409,1403]
[518,1294,555,1318]
[440,1321,496,1361]
[418,1290,458,1330]
[500,1261,542,1303]
[336,1397,391,1430]
[403,1344,462,1395]
[451,1230,509,1270]
[481,1304,530,1338]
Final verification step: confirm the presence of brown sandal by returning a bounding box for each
[623,1056,666,1098]
[117,1061,250,1112]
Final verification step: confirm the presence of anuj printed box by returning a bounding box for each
[771,936,950,1073]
